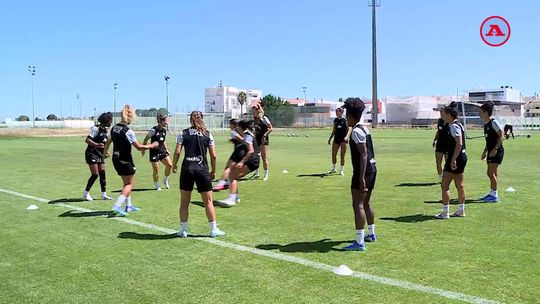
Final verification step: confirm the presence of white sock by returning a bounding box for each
[209,221,217,231]
[332,164,336,170]
[340,166,344,173]
[458,204,465,211]
[126,196,132,207]
[368,224,375,235]
[490,189,498,197]
[180,221,188,232]
[163,176,169,183]
[216,179,226,186]
[83,191,89,196]
[355,229,365,245]
[264,170,269,176]
[115,195,126,207]
[442,205,450,213]
[101,192,107,197]
[228,194,237,201]
[154,182,160,188]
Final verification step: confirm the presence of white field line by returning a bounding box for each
[0,188,500,304]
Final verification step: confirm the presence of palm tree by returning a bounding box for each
[237,91,247,118]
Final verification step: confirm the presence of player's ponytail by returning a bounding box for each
[190,111,207,134]
[443,102,459,120]
[121,105,137,125]
[479,101,494,116]
[98,112,113,126]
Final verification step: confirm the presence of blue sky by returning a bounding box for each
[0,0,538,120]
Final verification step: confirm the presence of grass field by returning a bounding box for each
[1,128,539,303]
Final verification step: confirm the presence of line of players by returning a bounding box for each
[432,101,505,219]
[82,104,273,236]
[81,98,505,251]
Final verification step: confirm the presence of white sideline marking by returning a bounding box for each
[0,188,499,304]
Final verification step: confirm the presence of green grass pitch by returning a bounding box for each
[0,128,539,303]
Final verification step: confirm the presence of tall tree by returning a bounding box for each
[261,94,296,127]
[237,91,247,118]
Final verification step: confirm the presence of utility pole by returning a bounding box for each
[302,86,307,128]
[28,66,36,127]
[164,76,170,115]
[113,83,118,124]
[369,0,381,127]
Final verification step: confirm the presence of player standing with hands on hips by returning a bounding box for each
[479,101,504,203]
[341,98,377,251]
[327,107,351,176]
[172,111,225,238]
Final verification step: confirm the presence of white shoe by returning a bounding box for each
[328,169,336,174]
[83,192,93,201]
[451,209,466,217]
[163,179,170,189]
[101,194,113,200]
[219,197,237,207]
[435,211,450,219]
[263,175,269,181]
[177,230,188,238]
[210,229,225,237]
[340,171,345,176]
[155,187,162,191]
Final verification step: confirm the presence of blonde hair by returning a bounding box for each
[121,105,137,124]
[253,104,264,120]
[190,111,207,133]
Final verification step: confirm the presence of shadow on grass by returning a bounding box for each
[111,188,155,193]
[424,199,484,205]
[395,182,439,187]
[296,172,331,178]
[118,232,178,240]
[49,198,87,204]
[118,231,212,239]
[256,239,354,253]
[380,214,437,223]
[191,201,230,208]
[59,210,117,218]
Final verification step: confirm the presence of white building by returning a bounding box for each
[464,86,523,117]
[205,85,262,118]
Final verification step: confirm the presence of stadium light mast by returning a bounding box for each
[76,93,81,128]
[302,86,307,128]
[113,83,118,124]
[369,0,381,128]
[164,76,170,115]
[28,66,36,127]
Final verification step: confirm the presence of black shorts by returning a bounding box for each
[113,159,136,176]
[257,135,270,146]
[334,137,346,145]
[444,153,467,174]
[435,142,448,154]
[245,156,260,172]
[85,152,104,165]
[487,147,504,165]
[180,166,212,193]
[351,170,377,191]
[229,147,247,163]
[149,150,169,163]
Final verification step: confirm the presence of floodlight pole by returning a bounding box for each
[164,76,170,115]
[369,0,381,128]
[28,66,36,127]
[302,86,307,128]
[76,93,81,128]
[113,83,118,124]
